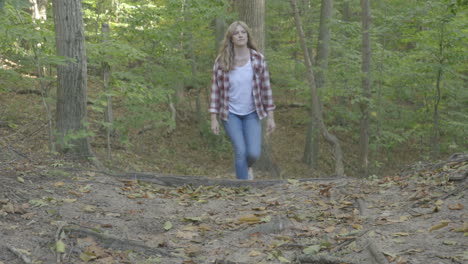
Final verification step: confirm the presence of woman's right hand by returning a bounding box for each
[211,116,220,135]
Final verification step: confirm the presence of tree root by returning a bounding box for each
[213,259,248,264]
[295,254,358,264]
[64,226,171,256]
[7,245,32,264]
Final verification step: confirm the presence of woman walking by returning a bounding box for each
[209,21,276,180]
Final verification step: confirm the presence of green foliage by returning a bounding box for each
[0,0,466,173]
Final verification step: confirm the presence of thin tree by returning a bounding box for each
[102,23,113,160]
[359,0,372,177]
[53,0,92,158]
[237,0,280,178]
[290,0,344,176]
[30,0,47,21]
[303,0,333,169]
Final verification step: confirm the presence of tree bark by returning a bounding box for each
[215,16,226,51]
[359,0,372,177]
[290,0,345,177]
[432,23,445,159]
[0,0,5,12]
[53,0,92,158]
[303,0,333,168]
[237,0,280,177]
[237,0,265,52]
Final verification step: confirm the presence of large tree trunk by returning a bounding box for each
[237,0,280,178]
[53,0,92,158]
[237,0,265,52]
[359,0,372,177]
[303,0,333,168]
[290,0,345,177]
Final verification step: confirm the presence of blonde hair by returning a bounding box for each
[217,21,258,72]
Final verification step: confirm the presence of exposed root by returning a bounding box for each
[213,259,248,264]
[295,254,358,264]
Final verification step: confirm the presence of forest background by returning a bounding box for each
[0,0,467,179]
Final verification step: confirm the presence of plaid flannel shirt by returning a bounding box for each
[209,49,275,121]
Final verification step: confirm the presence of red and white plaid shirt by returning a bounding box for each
[209,49,275,121]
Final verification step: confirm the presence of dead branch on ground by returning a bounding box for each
[64,225,171,257]
[7,245,33,264]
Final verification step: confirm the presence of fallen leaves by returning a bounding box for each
[448,203,464,210]
[429,220,451,232]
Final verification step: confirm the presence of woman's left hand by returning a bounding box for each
[267,117,276,135]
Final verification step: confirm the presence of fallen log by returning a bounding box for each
[112,172,345,188]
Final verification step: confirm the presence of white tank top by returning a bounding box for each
[228,60,255,115]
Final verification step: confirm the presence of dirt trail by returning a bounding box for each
[0,156,466,264]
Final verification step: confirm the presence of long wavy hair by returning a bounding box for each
[217,21,258,72]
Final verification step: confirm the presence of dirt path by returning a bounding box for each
[0,157,466,264]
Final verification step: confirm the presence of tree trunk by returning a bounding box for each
[237,0,280,178]
[290,0,345,177]
[359,0,372,177]
[30,0,47,21]
[237,0,265,52]
[303,0,333,168]
[53,0,92,158]
[0,0,5,12]
[102,23,113,160]
[215,16,226,51]
[432,23,445,159]
[184,1,205,135]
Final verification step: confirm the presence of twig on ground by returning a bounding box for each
[55,222,66,263]
[440,182,467,200]
[332,230,369,253]
[7,245,33,264]
[355,198,367,217]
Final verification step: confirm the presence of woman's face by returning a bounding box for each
[231,25,248,47]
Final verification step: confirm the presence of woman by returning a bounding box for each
[209,21,276,180]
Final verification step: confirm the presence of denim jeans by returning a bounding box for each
[222,112,262,180]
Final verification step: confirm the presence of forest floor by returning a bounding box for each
[0,153,466,264]
[0,86,467,264]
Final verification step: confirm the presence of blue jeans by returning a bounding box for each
[222,112,262,180]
